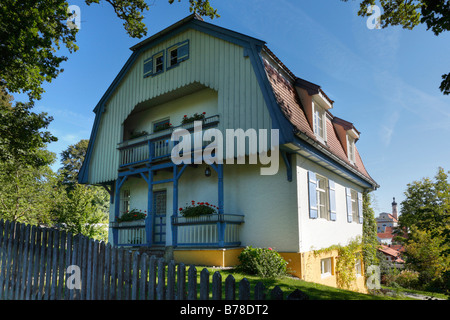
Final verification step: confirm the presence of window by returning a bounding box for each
[355,254,362,277]
[351,189,359,222]
[167,40,189,69]
[321,258,332,278]
[121,189,130,214]
[308,171,337,221]
[143,51,164,78]
[153,118,171,133]
[313,102,326,141]
[347,135,355,163]
[316,175,330,220]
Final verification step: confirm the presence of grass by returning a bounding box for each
[198,267,399,300]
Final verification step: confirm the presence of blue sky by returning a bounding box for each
[14,0,450,215]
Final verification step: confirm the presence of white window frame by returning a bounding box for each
[316,174,330,220]
[121,189,130,215]
[313,102,326,142]
[347,135,356,164]
[321,258,333,278]
[153,52,164,75]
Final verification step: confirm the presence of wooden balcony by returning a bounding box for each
[118,115,220,168]
[110,213,244,248]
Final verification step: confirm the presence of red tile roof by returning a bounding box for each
[263,51,376,186]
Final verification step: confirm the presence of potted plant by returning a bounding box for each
[179,201,218,218]
[117,209,147,226]
[181,112,207,125]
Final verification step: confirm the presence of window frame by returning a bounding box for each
[312,102,326,142]
[351,189,359,223]
[321,257,333,278]
[166,40,190,70]
[316,174,330,220]
[152,51,165,76]
[121,189,130,215]
[347,135,356,164]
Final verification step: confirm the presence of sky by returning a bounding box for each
[13,0,450,216]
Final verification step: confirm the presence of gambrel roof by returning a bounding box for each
[79,14,378,190]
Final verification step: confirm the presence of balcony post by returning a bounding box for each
[113,176,128,246]
[217,163,225,247]
[172,165,178,248]
[146,170,154,247]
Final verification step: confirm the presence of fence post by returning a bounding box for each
[139,253,149,300]
[270,286,283,300]
[200,268,209,300]
[239,278,250,300]
[131,251,140,300]
[254,282,266,300]
[166,260,176,300]
[177,263,186,300]
[187,265,197,300]
[212,271,222,300]
[148,255,157,300]
[157,258,165,300]
[225,275,235,300]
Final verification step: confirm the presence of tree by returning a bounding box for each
[342,0,450,95]
[398,167,450,292]
[362,191,380,275]
[0,87,57,169]
[59,139,89,186]
[0,0,218,100]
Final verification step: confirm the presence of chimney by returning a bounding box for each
[392,197,398,220]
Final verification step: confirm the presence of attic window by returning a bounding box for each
[143,51,164,78]
[313,102,326,142]
[167,40,189,69]
[347,135,356,164]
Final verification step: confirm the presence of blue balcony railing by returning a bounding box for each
[118,115,220,167]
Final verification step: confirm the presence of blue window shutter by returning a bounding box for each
[329,180,337,221]
[177,41,189,62]
[308,171,318,219]
[143,57,153,78]
[358,192,363,224]
[346,187,353,223]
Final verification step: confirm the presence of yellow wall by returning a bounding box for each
[173,248,367,293]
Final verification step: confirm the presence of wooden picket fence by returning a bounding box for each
[0,219,308,300]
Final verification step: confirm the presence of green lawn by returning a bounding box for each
[199,267,413,300]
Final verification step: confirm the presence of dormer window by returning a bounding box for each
[347,135,356,164]
[313,102,326,142]
[167,40,189,70]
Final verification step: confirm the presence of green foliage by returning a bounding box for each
[117,208,147,222]
[0,88,57,168]
[169,0,219,19]
[59,139,89,186]
[237,246,288,279]
[179,201,217,217]
[54,183,109,241]
[362,192,380,275]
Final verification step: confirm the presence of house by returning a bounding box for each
[378,244,404,265]
[376,197,399,233]
[79,14,378,292]
[376,198,400,245]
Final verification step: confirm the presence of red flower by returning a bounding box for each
[202,112,206,114]
[184,115,187,117]
[268,247,273,251]
[179,208,182,211]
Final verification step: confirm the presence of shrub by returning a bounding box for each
[237,246,288,278]
[394,270,420,289]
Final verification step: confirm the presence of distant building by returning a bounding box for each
[376,198,398,234]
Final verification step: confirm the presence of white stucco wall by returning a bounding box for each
[295,154,364,253]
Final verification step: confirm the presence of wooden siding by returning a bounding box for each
[89,29,272,184]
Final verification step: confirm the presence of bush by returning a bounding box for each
[394,270,420,289]
[237,246,288,278]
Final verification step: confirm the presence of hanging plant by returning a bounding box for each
[117,209,147,222]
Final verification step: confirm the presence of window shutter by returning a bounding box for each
[358,192,363,224]
[177,41,189,62]
[308,171,318,219]
[143,57,153,78]
[329,180,337,221]
[346,187,352,223]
